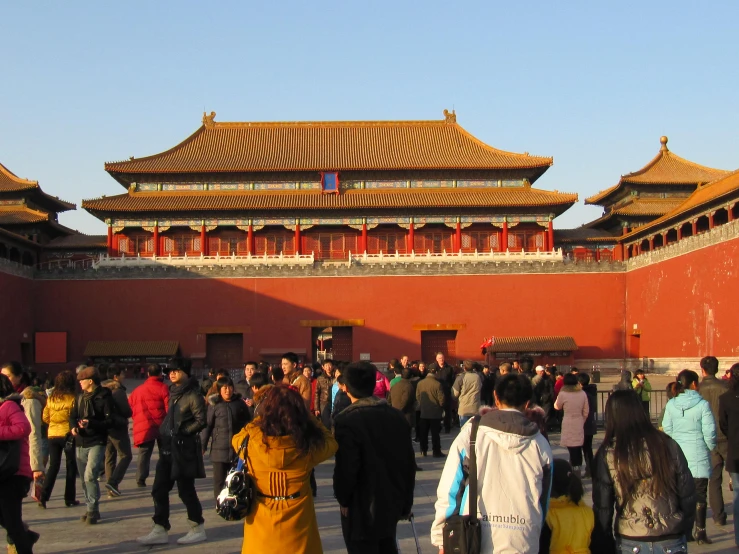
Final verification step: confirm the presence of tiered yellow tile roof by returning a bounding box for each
[586,137,731,206]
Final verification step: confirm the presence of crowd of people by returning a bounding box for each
[0,354,738,553]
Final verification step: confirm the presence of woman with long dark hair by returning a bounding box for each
[0,373,38,553]
[231,384,337,553]
[592,390,696,553]
[40,371,79,508]
[719,362,739,549]
[663,369,716,544]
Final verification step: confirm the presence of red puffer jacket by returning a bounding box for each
[129,377,169,446]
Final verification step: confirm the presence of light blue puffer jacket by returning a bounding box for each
[662,390,716,479]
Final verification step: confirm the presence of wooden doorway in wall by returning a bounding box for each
[421,330,457,366]
[206,333,244,371]
[311,326,353,362]
[628,333,641,360]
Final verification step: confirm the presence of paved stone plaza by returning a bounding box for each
[21,425,737,553]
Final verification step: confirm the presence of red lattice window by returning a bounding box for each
[210,234,247,255]
[303,232,357,260]
[162,234,200,256]
[117,237,130,254]
[414,231,453,253]
[367,232,407,254]
[254,233,295,255]
[462,231,498,252]
[509,230,545,252]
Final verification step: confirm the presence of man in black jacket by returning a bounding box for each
[333,361,416,553]
[69,366,115,524]
[102,365,133,497]
[137,359,208,546]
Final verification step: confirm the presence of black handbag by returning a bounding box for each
[0,440,21,482]
[216,435,255,521]
[442,415,482,554]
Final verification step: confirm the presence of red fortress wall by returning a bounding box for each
[29,272,626,365]
[0,271,34,362]
[625,236,739,359]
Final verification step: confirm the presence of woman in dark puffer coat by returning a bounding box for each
[200,376,251,498]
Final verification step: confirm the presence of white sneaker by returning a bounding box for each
[177,520,207,545]
[136,524,169,545]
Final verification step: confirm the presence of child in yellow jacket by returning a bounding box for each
[540,458,595,554]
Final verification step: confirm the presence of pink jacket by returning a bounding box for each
[373,371,390,399]
[0,396,32,479]
[129,377,170,446]
[554,387,589,448]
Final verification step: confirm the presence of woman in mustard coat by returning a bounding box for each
[231,385,338,554]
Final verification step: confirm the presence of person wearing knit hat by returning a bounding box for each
[138,358,208,546]
[69,365,116,524]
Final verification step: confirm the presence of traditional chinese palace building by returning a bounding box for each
[1,111,738,374]
[83,111,577,260]
[0,162,104,267]
[556,137,730,261]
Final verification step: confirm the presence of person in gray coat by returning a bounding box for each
[452,360,482,427]
[415,366,446,457]
[388,368,416,428]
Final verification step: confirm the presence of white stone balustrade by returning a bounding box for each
[92,252,315,269]
[349,248,564,264]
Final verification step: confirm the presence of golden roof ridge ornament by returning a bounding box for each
[203,111,216,128]
[443,109,457,124]
[660,135,669,152]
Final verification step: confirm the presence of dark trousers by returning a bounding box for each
[414,411,421,439]
[42,437,77,503]
[0,476,33,554]
[151,454,203,530]
[212,461,230,500]
[442,393,452,433]
[341,515,398,554]
[136,438,161,485]
[418,418,441,454]
[642,400,650,418]
[709,441,727,522]
[581,434,594,475]
[567,446,583,467]
[105,433,132,487]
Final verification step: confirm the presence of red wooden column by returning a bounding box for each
[247,224,254,255]
[547,219,554,251]
[709,212,715,229]
[677,226,682,240]
[200,224,208,256]
[153,223,160,256]
[692,220,698,235]
[361,222,368,253]
[728,205,735,222]
[648,237,654,251]
[407,221,415,253]
[501,220,509,251]
[622,244,628,261]
[455,221,462,253]
[295,223,301,255]
[106,224,113,257]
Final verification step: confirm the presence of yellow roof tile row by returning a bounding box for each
[82,187,578,214]
[105,112,553,175]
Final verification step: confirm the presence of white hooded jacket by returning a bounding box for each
[431,408,553,553]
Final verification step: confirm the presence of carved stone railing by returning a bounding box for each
[349,248,564,264]
[627,219,739,270]
[0,257,34,278]
[92,252,316,269]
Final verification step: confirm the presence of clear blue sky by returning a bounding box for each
[2,1,737,235]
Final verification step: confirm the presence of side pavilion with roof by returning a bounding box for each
[83,110,577,260]
[556,137,730,262]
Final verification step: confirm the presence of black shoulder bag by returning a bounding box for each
[442,415,482,554]
[216,435,255,521]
